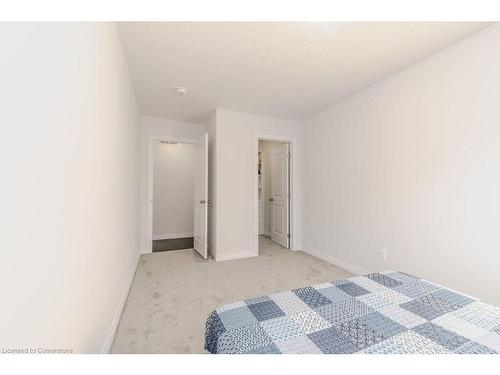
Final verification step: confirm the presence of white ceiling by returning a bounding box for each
[118,22,490,122]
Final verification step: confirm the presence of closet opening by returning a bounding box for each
[257,138,292,254]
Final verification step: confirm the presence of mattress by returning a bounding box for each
[204,271,500,354]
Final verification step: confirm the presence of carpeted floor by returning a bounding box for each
[110,236,353,353]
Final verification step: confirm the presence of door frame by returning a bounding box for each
[193,133,208,259]
[146,135,198,254]
[255,135,296,253]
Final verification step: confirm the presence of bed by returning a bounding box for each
[205,271,500,354]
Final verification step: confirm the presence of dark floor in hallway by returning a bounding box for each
[152,237,194,252]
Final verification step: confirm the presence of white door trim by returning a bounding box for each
[255,134,296,254]
[146,135,198,254]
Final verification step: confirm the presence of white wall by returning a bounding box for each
[301,24,500,305]
[215,109,301,261]
[0,23,140,353]
[140,116,206,253]
[153,142,196,239]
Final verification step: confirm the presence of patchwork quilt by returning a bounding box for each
[204,271,500,354]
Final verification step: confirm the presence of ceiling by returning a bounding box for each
[118,22,491,123]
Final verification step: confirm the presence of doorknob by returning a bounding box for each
[269,198,274,202]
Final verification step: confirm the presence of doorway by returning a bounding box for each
[152,140,196,252]
[148,134,208,258]
[257,139,291,252]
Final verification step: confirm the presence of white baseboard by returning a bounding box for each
[215,250,257,262]
[153,232,193,240]
[302,247,370,275]
[101,253,140,353]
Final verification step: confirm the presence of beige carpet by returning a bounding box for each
[110,236,353,353]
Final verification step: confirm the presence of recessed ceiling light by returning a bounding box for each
[174,86,188,95]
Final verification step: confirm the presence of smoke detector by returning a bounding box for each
[174,86,188,95]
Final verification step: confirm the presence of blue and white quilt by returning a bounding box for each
[205,271,500,354]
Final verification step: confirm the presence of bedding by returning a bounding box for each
[204,271,500,354]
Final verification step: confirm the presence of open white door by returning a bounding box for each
[271,143,290,248]
[194,133,208,259]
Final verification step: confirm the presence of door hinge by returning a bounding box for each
[287,233,291,238]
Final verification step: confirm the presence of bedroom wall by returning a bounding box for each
[301,24,500,305]
[153,142,196,239]
[0,23,140,352]
[215,109,301,261]
[139,115,207,253]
